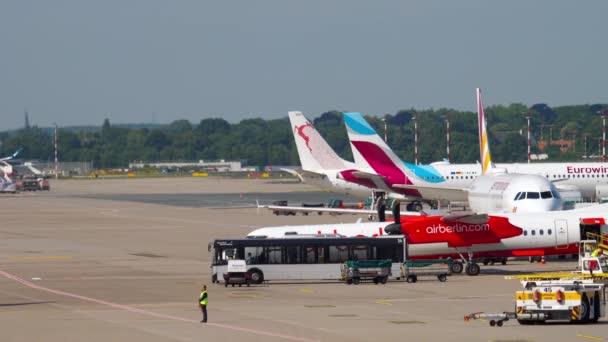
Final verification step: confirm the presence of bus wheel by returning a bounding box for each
[438,274,447,282]
[381,276,388,284]
[373,278,379,285]
[346,278,353,285]
[450,261,464,274]
[224,282,228,288]
[353,277,360,285]
[249,269,264,284]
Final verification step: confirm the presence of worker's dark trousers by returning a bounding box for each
[201,305,207,322]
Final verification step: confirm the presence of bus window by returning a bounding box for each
[305,247,316,264]
[267,246,282,264]
[329,245,349,263]
[245,247,263,264]
[317,247,326,264]
[286,246,301,264]
[350,245,368,261]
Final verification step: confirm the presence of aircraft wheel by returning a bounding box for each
[413,202,423,212]
[501,258,507,265]
[450,261,464,274]
[465,263,481,276]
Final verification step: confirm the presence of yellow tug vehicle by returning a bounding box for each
[465,240,607,327]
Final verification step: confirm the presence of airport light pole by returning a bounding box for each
[598,110,607,162]
[525,110,531,164]
[381,117,388,143]
[54,123,58,179]
[413,112,418,165]
[443,112,451,162]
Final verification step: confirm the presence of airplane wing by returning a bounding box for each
[441,213,489,224]
[392,183,468,201]
[258,202,425,217]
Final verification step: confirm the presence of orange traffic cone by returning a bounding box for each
[541,256,546,264]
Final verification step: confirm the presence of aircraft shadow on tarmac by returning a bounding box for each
[0,301,55,307]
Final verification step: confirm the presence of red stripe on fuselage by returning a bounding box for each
[400,215,522,247]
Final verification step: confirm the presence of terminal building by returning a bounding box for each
[128,160,256,172]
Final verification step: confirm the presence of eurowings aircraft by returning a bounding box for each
[248,203,608,275]
[343,90,562,213]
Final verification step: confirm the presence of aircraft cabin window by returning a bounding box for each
[523,230,528,236]
[548,229,552,235]
[531,230,536,236]
[540,191,553,199]
[540,229,544,235]
[526,192,540,199]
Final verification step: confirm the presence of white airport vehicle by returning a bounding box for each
[209,235,407,284]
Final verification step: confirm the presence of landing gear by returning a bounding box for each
[465,263,481,276]
[450,261,464,274]
[454,249,481,276]
[405,201,424,212]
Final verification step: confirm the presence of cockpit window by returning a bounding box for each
[526,192,540,199]
[540,191,553,199]
[514,192,523,201]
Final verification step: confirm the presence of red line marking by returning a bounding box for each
[0,270,318,342]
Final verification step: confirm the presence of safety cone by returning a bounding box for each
[541,256,546,265]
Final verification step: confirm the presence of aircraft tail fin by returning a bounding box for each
[343,112,414,182]
[288,111,347,171]
[477,88,494,175]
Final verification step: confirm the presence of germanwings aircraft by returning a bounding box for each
[342,90,562,213]
[0,148,22,162]
[249,202,608,275]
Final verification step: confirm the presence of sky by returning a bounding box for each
[1,1,607,130]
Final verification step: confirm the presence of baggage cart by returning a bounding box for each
[341,259,392,285]
[403,259,452,283]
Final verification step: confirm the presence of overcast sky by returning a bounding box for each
[1,1,607,130]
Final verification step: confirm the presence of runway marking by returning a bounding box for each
[328,314,357,317]
[0,270,318,342]
[304,305,335,308]
[375,301,392,306]
[9,255,73,260]
[577,335,604,341]
[300,289,314,293]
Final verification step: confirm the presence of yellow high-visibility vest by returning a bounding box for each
[199,291,208,305]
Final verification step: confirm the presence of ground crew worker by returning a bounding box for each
[199,285,208,323]
[591,248,603,257]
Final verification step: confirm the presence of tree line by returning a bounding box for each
[0,103,606,168]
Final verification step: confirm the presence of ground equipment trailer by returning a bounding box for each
[402,259,452,283]
[341,259,392,285]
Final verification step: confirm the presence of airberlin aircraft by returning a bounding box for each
[248,203,608,275]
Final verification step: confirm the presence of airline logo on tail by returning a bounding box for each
[477,88,493,175]
[288,111,347,171]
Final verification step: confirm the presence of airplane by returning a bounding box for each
[248,202,608,275]
[285,111,407,201]
[0,148,22,162]
[342,89,563,214]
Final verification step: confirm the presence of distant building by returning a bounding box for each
[129,160,245,172]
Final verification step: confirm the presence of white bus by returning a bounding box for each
[209,235,407,283]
